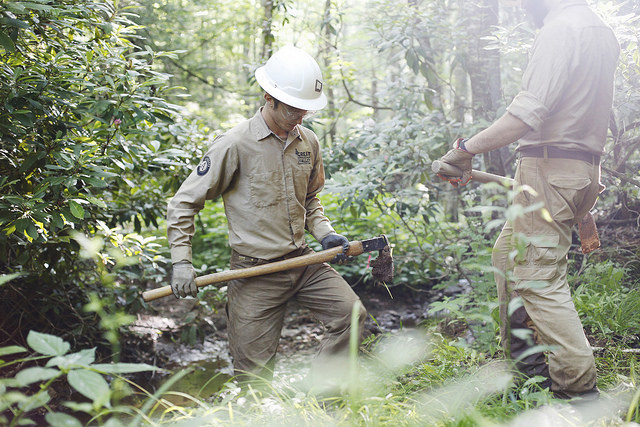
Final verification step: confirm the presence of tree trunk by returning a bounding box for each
[464,0,511,177]
[261,0,275,61]
[321,0,337,146]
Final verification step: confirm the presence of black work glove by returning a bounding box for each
[321,233,350,265]
[171,261,198,298]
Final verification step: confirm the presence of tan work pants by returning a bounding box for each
[492,156,603,395]
[226,245,367,382]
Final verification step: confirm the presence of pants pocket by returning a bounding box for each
[514,234,559,289]
[547,175,591,222]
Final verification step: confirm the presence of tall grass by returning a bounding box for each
[123,328,636,426]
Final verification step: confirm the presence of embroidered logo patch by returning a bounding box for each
[197,156,211,176]
[295,149,311,165]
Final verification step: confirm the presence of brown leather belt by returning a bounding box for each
[519,146,600,165]
[233,245,306,264]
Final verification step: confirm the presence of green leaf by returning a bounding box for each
[16,367,60,386]
[19,154,40,174]
[45,413,82,427]
[0,273,24,286]
[84,195,107,209]
[27,331,70,356]
[21,2,54,12]
[0,31,15,52]
[0,345,26,357]
[0,18,30,29]
[51,213,65,230]
[100,23,113,34]
[61,401,93,413]
[152,112,174,123]
[0,390,28,412]
[67,370,110,407]
[91,363,159,374]
[24,221,38,242]
[18,390,50,412]
[46,348,96,369]
[69,200,85,219]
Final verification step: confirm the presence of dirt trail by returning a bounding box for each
[129,285,438,387]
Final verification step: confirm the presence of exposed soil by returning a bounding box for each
[124,216,640,397]
[126,283,451,393]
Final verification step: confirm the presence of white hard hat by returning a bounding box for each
[255,45,328,111]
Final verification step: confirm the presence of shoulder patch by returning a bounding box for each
[197,156,211,176]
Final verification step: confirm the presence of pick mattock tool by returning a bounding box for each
[431,160,600,254]
[143,235,393,302]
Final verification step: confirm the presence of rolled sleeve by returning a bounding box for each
[508,21,575,133]
[507,91,549,131]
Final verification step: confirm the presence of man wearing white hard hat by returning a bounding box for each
[166,45,367,387]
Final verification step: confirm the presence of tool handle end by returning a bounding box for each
[142,286,173,302]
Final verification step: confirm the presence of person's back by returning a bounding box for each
[513,0,619,153]
[436,0,620,401]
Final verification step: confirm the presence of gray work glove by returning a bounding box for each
[171,261,198,298]
[321,233,351,265]
[438,138,474,186]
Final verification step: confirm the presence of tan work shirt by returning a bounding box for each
[507,0,619,155]
[167,109,336,263]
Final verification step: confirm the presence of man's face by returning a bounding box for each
[521,0,549,28]
[270,102,307,134]
[262,94,313,136]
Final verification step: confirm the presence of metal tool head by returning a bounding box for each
[368,235,394,284]
[361,234,390,253]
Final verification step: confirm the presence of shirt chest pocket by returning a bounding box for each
[249,171,283,208]
[292,163,313,197]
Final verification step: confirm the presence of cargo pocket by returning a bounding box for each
[547,175,591,222]
[514,234,559,291]
[249,171,283,208]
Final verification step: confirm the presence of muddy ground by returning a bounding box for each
[128,283,469,396]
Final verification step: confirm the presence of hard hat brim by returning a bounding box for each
[255,66,328,111]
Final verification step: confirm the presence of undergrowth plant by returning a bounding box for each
[0,331,158,426]
[572,260,640,342]
[2,326,638,426]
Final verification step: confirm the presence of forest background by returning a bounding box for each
[1,0,640,424]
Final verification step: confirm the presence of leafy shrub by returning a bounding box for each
[0,1,209,347]
[572,260,640,341]
[0,330,157,426]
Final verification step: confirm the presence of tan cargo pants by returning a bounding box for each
[492,156,603,395]
[226,244,367,383]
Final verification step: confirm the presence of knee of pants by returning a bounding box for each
[356,301,368,326]
[331,300,367,331]
[349,299,367,323]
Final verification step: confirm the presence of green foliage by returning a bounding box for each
[189,201,231,273]
[0,1,639,422]
[325,112,463,289]
[0,330,158,426]
[0,0,210,346]
[572,261,640,341]
[125,0,265,121]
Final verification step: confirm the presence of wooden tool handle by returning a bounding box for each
[432,160,600,253]
[431,160,514,186]
[142,241,365,302]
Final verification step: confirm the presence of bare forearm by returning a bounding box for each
[464,112,532,155]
